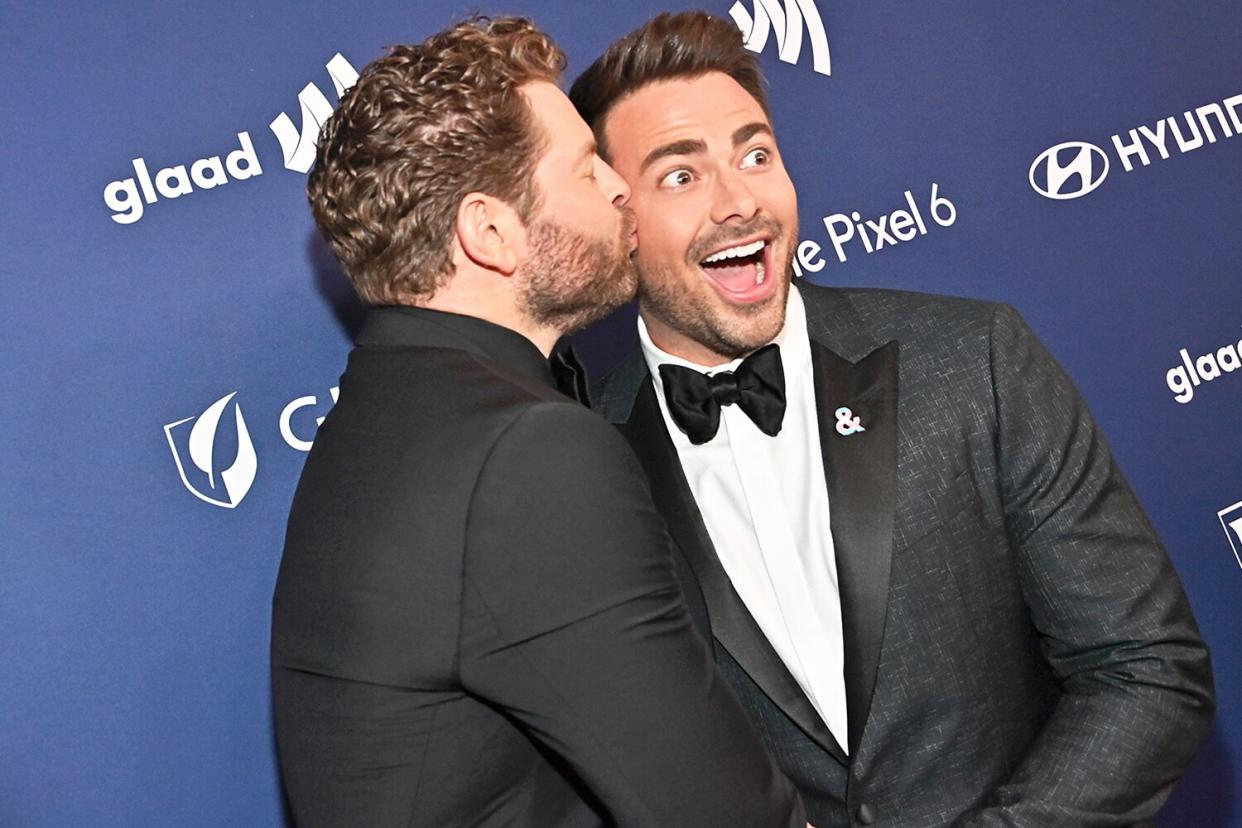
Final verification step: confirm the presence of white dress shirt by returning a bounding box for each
[638,287,849,752]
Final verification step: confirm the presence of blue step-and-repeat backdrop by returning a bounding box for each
[3,2,1239,825]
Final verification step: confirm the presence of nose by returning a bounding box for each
[709,168,758,224]
[595,157,631,208]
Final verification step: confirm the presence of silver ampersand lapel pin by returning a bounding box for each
[834,406,865,436]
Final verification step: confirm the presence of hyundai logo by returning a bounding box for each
[1029,141,1109,200]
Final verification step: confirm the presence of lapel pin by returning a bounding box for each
[834,406,866,436]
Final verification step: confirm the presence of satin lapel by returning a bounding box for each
[619,379,847,763]
[810,338,899,757]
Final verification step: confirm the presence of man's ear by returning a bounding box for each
[455,193,524,276]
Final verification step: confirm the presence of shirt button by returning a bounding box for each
[856,802,878,825]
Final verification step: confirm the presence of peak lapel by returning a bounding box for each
[810,338,898,757]
[619,380,847,763]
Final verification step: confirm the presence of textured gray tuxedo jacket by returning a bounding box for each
[271,306,804,828]
[594,282,1214,828]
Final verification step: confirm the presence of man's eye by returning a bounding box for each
[659,169,694,188]
[741,147,770,168]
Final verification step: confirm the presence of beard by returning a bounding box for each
[637,217,795,360]
[515,208,638,336]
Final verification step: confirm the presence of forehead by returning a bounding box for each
[604,72,771,166]
[521,80,593,158]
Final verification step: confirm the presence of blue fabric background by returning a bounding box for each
[2,2,1237,824]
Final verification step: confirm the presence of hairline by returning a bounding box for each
[594,69,770,164]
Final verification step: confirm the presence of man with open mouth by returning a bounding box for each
[571,11,1213,828]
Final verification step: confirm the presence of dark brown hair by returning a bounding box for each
[569,11,770,160]
[307,17,565,306]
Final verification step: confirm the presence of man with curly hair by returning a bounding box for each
[571,11,1213,827]
[271,17,806,828]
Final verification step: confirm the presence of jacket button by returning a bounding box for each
[856,802,878,825]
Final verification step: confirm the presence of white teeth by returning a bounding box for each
[757,260,766,285]
[701,239,765,264]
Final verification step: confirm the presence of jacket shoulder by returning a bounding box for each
[801,282,1002,335]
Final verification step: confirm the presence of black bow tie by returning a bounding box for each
[658,343,785,445]
[550,345,591,407]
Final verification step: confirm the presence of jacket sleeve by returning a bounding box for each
[457,401,805,828]
[961,304,1215,827]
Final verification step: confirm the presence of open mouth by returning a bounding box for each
[697,238,772,300]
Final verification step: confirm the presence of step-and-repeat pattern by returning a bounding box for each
[3,2,1238,824]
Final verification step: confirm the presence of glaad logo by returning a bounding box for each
[1028,142,1109,200]
[1031,91,1241,201]
[164,392,258,509]
[1218,501,1242,571]
[730,0,831,76]
[270,53,360,174]
[103,52,359,223]
[1165,326,1242,404]
[103,134,263,225]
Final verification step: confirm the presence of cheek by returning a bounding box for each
[586,187,616,213]
[573,195,619,236]
[594,201,621,227]
[634,203,695,266]
[769,174,798,221]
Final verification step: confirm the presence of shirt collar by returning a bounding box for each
[356,305,556,388]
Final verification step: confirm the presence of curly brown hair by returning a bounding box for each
[569,12,770,162]
[307,17,566,306]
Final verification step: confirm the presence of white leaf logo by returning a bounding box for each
[164,392,258,508]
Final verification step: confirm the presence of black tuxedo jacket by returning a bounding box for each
[271,307,804,828]
[595,283,1214,827]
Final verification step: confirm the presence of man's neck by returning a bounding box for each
[640,317,740,369]
[420,293,558,357]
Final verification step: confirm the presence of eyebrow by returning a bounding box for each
[733,122,772,146]
[638,122,774,174]
[639,139,707,174]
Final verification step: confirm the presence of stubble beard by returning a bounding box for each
[516,210,638,336]
[637,223,796,361]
